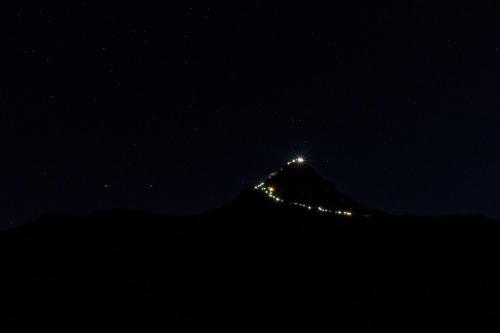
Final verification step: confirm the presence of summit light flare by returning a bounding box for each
[287,156,306,165]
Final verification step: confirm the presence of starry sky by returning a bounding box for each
[2,2,500,227]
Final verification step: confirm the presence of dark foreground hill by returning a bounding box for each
[1,162,500,331]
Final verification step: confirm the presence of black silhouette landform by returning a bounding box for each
[1,158,499,331]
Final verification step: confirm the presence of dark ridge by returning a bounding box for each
[267,162,371,210]
[1,161,499,331]
[231,159,383,216]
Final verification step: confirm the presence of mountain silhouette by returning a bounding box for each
[230,158,381,217]
[1,159,500,331]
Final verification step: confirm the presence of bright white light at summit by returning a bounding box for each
[287,156,305,165]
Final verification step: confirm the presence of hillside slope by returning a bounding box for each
[1,205,499,331]
[1,161,499,331]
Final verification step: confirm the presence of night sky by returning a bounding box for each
[3,2,500,227]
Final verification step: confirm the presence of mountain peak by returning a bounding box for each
[250,158,378,217]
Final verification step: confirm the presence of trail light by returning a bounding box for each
[253,158,362,218]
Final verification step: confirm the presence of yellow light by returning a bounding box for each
[268,186,275,192]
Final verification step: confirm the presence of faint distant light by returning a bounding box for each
[254,182,265,190]
[254,183,264,190]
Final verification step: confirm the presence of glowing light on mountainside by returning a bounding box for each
[254,159,354,217]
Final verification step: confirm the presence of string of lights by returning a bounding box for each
[254,157,354,217]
